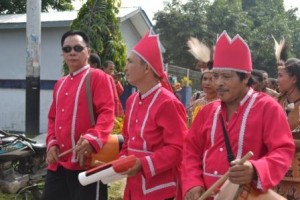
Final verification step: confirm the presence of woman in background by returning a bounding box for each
[275,38,300,199]
[189,69,217,122]
[186,37,217,123]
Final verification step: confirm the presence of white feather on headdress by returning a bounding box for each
[272,35,286,64]
[187,37,211,63]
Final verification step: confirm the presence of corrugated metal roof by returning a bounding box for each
[0,7,142,24]
[0,6,153,39]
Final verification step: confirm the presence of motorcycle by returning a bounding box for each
[0,130,47,200]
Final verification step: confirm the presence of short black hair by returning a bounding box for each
[103,60,115,68]
[236,71,252,86]
[89,53,101,68]
[259,70,267,74]
[285,58,300,90]
[251,69,264,83]
[61,30,90,47]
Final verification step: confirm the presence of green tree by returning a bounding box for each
[243,0,291,77]
[0,0,73,14]
[154,0,300,78]
[286,8,300,59]
[154,0,211,69]
[67,0,126,74]
[206,0,253,42]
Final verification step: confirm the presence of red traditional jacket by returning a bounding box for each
[47,66,115,171]
[115,80,124,97]
[108,76,124,117]
[119,83,188,200]
[182,88,295,198]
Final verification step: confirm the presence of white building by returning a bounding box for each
[0,7,152,133]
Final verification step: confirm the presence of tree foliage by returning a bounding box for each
[0,0,73,14]
[155,0,211,68]
[68,0,126,74]
[154,0,300,77]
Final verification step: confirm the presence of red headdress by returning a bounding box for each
[132,30,173,92]
[213,31,252,73]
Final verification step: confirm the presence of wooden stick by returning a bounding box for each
[198,151,254,200]
[58,148,74,158]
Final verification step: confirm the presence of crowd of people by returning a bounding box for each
[41,29,299,200]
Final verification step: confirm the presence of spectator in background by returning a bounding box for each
[277,58,300,134]
[268,77,279,92]
[89,56,124,117]
[103,60,124,117]
[261,70,279,98]
[274,37,300,198]
[88,53,101,69]
[251,69,264,92]
[189,69,218,123]
[186,37,217,124]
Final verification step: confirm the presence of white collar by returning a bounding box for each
[140,83,161,99]
[240,88,254,106]
[70,65,90,77]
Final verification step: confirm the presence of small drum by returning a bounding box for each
[276,131,300,199]
[215,181,286,200]
[90,134,123,167]
[235,184,286,200]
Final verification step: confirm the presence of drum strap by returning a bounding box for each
[220,116,235,164]
[85,69,95,127]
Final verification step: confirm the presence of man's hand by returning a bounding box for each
[124,158,142,177]
[46,146,59,164]
[185,186,205,200]
[228,160,255,185]
[75,137,94,167]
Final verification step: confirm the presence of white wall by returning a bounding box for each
[0,89,25,131]
[0,26,68,133]
[0,29,26,79]
[120,20,141,55]
[0,19,143,134]
[40,27,66,80]
[0,89,52,133]
[0,27,66,80]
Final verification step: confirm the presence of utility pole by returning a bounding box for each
[25,0,41,136]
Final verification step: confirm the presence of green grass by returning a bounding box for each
[0,193,14,200]
[0,180,125,200]
[107,179,125,200]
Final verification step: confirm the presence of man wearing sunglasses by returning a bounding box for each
[42,30,115,200]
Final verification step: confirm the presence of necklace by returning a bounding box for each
[284,98,300,114]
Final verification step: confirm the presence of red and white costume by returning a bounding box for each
[182,31,295,199]
[46,66,115,171]
[182,89,295,196]
[119,30,187,199]
[108,76,124,117]
[120,83,187,199]
[115,80,124,97]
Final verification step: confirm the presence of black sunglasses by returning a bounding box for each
[62,45,86,53]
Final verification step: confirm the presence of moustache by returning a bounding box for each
[216,89,228,93]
